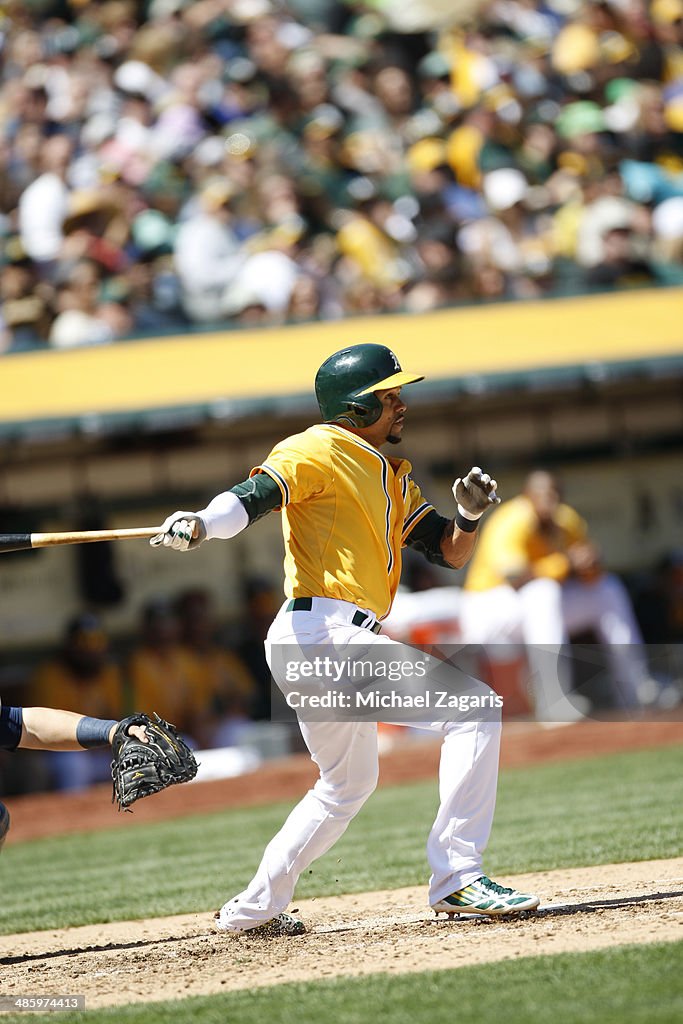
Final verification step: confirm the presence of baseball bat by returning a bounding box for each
[0,527,162,554]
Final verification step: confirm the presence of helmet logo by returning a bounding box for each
[388,350,401,371]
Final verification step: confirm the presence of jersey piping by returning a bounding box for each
[402,500,434,542]
[326,425,395,576]
[257,463,290,506]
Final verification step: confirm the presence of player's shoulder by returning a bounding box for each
[556,502,585,529]
[269,424,332,459]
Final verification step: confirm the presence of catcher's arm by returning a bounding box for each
[17,707,148,752]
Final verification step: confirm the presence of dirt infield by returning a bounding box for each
[2,858,682,1009]
[7,716,683,844]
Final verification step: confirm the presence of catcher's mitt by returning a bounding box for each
[111,712,198,811]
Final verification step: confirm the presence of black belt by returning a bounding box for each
[286,598,381,634]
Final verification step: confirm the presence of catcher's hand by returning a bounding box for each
[150,512,207,551]
[111,712,198,811]
[452,466,501,516]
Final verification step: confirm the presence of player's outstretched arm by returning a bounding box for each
[150,477,282,551]
[440,466,501,569]
[150,491,250,551]
[18,707,147,751]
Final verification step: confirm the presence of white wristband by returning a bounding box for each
[457,504,484,521]
[197,491,249,540]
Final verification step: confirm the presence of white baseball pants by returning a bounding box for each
[460,575,649,716]
[216,597,502,930]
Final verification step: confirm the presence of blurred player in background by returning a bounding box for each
[460,470,657,719]
[29,613,124,789]
[175,587,256,747]
[128,599,196,737]
[30,613,123,718]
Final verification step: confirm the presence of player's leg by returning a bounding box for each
[518,578,588,721]
[381,680,539,916]
[216,717,378,931]
[216,609,380,932]
[518,577,567,645]
[376,634,502,896]
[422,713,538,915]
[458,584,524,644]
[460,579,575,720]
[366,628,538,916]
[561,575,649,708]
[420,714,502,900]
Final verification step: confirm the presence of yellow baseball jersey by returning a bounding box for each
[464,494,587,592]
[252,424,434,619]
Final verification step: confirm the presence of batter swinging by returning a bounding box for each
[152,344,540,934]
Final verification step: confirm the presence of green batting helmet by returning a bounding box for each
[315,344,424,427]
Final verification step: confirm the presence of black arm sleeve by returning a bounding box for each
[230,473,283,525]
[404,508,453,568]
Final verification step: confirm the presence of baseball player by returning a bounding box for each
[0,701,147,850]
[152,343,540,935]
[460,469,656,719]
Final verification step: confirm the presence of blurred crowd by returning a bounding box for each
[1,0,683,352]
[1,579,280,792]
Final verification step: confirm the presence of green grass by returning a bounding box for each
[3,941,682,1024]
[1,746,681,935]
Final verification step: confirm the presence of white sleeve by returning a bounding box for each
[197,491,249,540]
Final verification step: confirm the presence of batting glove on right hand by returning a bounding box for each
[150,512,207,551]
[452,466,501,517]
